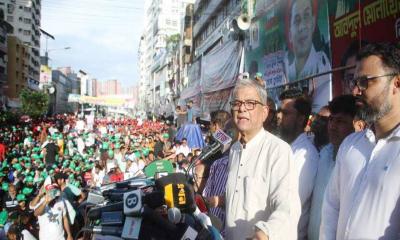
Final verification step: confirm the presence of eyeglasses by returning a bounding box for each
[352,73,398,90]
[230,100,264,111]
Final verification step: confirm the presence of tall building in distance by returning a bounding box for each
[96,79,122,96]
[138,0,195,113]
[0,0,41,91]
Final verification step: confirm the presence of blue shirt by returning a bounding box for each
[187,108,193,123]
[203,154,229,236]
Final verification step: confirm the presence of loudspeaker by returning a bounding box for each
[237,14,250,31]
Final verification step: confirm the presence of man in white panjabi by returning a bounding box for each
[225,77,301,240]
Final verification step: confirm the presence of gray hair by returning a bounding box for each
[232,77,268,105]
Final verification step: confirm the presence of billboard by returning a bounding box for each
[246,0,332,112]
[329,0,400,95]
[40,65,52,84]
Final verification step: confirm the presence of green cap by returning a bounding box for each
[0,210,7,226]
[102,142,109,150]
[13,163,22,171]
[25,176,34,183]
[0,173,5,178]
[108,149,114,158]
[163,133,169,139]
[17,194,26,202]
[1,183,8,191]
[22,187,33,195]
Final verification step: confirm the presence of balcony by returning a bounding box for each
[193,0,225,37]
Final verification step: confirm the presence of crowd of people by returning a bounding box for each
[0,42,398,240]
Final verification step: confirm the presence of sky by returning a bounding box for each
[40,0,145,87]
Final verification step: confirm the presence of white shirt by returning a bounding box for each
[308,144,336,240]
[92,170,105,187]
[285,45,332,112]
[37,199,67,240]
[225,129,301,240]
[290,133,319,240]
[76,120,85,131]
[124,162,140,179]
[175,145,191,157]
[21,230,37,240]
[321,127,400,240]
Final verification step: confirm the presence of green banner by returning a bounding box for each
[246,0,332,112]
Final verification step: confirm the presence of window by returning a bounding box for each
[7,4,14,14]
[166,19,171,25]
[24,18,31,24]
[172,20,177,26]
[7,15,13,22]
[23,30,31,36]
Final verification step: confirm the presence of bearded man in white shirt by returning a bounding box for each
[278,89,319,240]
[225,77,301,240]
[321,42,400,239]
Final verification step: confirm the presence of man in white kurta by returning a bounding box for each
[225,77,301,240]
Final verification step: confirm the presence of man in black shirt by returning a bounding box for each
[44,138,59,171]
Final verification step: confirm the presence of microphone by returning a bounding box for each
[192,207,212,230]
[167,207,182,224]
[163,181,196,214]
[87,201,124,220]
[168,207,199,240]
[82,226,123,236]
[196,129,232,163]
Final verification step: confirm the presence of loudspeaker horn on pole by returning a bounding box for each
[237,14,250,31]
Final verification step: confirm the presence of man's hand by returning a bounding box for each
[45,193,53,204]
[206,196,224,208]
[249,230,269,240]
[66,235,73,240]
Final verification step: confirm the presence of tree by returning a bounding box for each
[166,34,180,52]
[19,88,49,118]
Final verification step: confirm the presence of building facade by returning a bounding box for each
[138,0,195,115]
[50,69,73,114]
[6,35,29,100]
[0,0,41,91]
[0,9,12,108]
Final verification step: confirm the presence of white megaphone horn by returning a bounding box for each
[237,14,250,31]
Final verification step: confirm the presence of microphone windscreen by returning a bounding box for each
[167,207,182,224]
[155,173,187,189]
[143,191,165,209]
[164,182,196,214]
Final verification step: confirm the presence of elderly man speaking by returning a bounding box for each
[225,77,301,240]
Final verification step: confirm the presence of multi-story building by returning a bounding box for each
[0,9,12,107]
[176,0,243,114]
[50,69,73,114]
[78,69,90,96]
[96,79,122,96]
[0,0,41,91]
[139,0,195,114]
[6,35,29,99]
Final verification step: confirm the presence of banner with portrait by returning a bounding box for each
[246,0,332,112]
[329,0,400,95]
